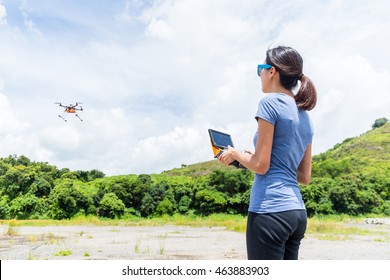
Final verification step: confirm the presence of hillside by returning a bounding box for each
[162,159,236,177]
[329,122,390,160]
[163,122,390,179]
[159,122,390,217]
[0,121,388,219]
[312,122,389,178]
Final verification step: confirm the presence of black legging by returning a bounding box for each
[246,210,307,260]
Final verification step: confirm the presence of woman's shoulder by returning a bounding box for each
[260,93,279,102]
[259,93,290,106]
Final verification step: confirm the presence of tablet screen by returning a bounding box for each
[208,129,234,149]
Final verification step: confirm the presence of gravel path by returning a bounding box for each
[0,219,389,260]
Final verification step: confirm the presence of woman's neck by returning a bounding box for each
[269,85,294,97]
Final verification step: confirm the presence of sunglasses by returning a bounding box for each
[257,64,272,76]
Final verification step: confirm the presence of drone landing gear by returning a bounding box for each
[75,114,83,121]
[59,114,67,122]
[58,113,83,122]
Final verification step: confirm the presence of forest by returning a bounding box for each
[0,119,389,220]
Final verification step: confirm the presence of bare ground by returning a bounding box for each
[0,219,389,260]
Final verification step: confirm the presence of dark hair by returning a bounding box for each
[266,46,317,111]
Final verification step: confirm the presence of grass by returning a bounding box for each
[134,239,141,254]
[27,249,37,260]
[158,233,167,255]
[309,234,351,241]
[307,217,371,235]
[54,249,72,257]
[1,214,387,237]
[0,214,247,231]
[5,224,19,237]
[46,232,61,244]
[304,215,389,241]
[374,236,390,243]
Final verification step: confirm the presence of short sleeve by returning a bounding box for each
[255,95,280,125]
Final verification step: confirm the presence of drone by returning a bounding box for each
[55,102,83,122]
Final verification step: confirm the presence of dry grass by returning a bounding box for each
[1,214,386,238]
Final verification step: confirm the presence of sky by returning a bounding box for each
[0,0,389,176]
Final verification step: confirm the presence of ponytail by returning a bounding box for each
[294,74,317,111]
[266,46,318,111]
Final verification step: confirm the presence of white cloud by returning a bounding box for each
[145,18,174,39]
[0,3,6,24]
[128,126,203,172]
[309,53,390,153]
[0,93,29,134]
[0,0,389,175]
[0,93,33,158]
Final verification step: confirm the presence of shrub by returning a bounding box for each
[99,193,125,218]
[155,198,175,216]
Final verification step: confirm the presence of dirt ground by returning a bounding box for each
[0,219,389,260]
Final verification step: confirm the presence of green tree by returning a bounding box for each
[155,198,175,215]
[131,174,153,209]
[195,189,227,215]
[75,169,105,182]
[89,169,105,180]
[0,161,8,176]
[9,194,48,219]
[177,195,191,214]
[207,169,252,214]
[312,158,352,178]
[301,178,335,216]
[209,169,252,195]
[48,179,92,219]
[16,155,31,166]
[0,195,10,219]
[2,168,23,199]
[99,193,125,218]
[140,194,155,217]
[372,117,388,129]
[28,177,52,197]
[101,177,133,208]
[140,181,167,216]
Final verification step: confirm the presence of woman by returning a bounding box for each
[218,46,317,260]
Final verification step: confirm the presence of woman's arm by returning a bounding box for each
[297,144,312,185]
[218,119,274,175]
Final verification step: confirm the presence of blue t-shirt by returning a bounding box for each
[249,93,314,214]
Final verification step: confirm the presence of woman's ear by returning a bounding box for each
[268,67,278,78]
